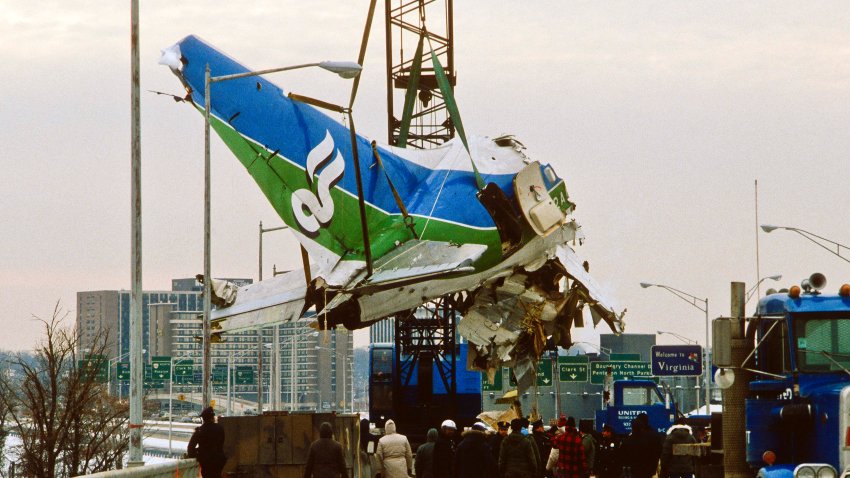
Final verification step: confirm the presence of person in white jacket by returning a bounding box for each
[375,419,413,478]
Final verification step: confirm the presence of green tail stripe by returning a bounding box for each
[398,35,424,148]
[430,49,485,190]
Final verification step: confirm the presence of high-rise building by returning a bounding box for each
[76,277,353,412]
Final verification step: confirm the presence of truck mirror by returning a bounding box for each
[712,318,733,367]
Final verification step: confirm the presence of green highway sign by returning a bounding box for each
[589,361,653,384]
[558,356,589,382]
[212,364,228,386]
[151,356,171,381]
[235,366,254,385]
[78,355,108,383]
[482,368,504,392]
[537,359,553,387]
[174,364,194,384]
[117,362,130,380]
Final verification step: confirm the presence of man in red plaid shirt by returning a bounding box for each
[551,417,587,478]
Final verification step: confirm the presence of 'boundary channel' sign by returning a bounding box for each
[651,345,703,376]
[589,361,652,384]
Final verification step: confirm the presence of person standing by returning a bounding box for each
[375,419,413,478]
[187,407,227,478]
[531,419,552,477]
[416,428,439,478]
[549,417,586,478]
[489,421,510,462]
[433,419,458,477]
[659,419,697,478]
[304,422,349,478]
[578,421,598,477]
[620,415,661,478]
[594,425,622,478]
[500,418,539,478]
[455,422,498,478]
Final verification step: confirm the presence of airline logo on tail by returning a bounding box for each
[291,131,345,233]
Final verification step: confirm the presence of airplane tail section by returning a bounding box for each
[161,35,423,283]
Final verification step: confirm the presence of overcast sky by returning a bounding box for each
[2,1,849,352]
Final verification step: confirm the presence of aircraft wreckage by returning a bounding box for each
[160,35,625,391]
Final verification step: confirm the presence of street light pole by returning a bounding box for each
[202,60,360,413]
[761,224,850,263]
[641,282,711,414]
[259,221,288,411]
[745,274,782,304]
[656,331,697,345]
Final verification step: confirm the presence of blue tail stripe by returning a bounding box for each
[178,35,514,228]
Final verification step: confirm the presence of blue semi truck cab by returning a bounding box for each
[595,379,679,437]
[739,276,850,477]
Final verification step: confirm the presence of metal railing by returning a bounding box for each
[85,459,200,478]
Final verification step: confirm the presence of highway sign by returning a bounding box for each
[651,345,703,377]
[212,364,228,386]
[151,356,171,381]
[174,363,194,384]
[482,368,504,391]
[558,356,589,382]
[117,362,130,380]
[589,361,653,384]
[537,359,553,387]
[235,365,254,385]
[78,355,108,383]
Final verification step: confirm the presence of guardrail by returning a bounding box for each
[86,459,199,478]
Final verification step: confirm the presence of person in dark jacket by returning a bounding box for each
[433,419,458,477]
[187,407,227,478]
[416,428,439,478]
[531,419,552,477]
[595,424,622,478]
[500,418,539,478]
[659,419,697,478]
[619,415,662,478]
[305,422,349,478]
[488,421,510,462]
[455,422,498,478]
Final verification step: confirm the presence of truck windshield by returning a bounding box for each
[796,315,850,372]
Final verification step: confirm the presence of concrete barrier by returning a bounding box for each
[85,459,200,478]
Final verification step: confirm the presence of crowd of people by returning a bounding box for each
[357,412,704,478]
[185,407,704,478]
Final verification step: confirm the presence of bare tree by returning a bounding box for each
[0,303,129,477]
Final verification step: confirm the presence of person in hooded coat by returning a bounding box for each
[659,419,697,478]
[415,428,439,478]
[433,419,458,477]
[375,419,413,478]
[305,422,348,478]
[454,422,498,478]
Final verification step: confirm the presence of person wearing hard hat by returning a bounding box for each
[433,419,458,477]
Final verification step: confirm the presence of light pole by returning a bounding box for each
[259,220,289,411]
[168,352,195,455]
[641,282,711,414]
[656,331,697,345]
[761,224,850,264]
[745,274,782,304]
[201,60,362,410]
